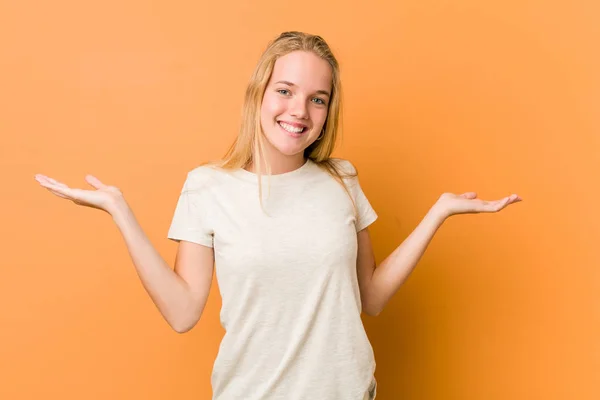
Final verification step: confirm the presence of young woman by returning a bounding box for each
[35,31,521,400]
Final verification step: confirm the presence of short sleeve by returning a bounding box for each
[167,169,214,247]
[337,159,378,232]
[352,177,378,232]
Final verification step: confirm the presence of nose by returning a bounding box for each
[289,96,309,120]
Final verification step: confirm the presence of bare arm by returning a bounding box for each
[356,208,444,316]
[35,173,214,333]
[112,199,214,333]
[357,192,522,316]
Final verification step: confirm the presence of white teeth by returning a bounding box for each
[279,122,305,133]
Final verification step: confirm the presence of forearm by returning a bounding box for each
[367,206,447,314]
[110,199,196,331]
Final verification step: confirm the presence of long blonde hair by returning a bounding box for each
[213,31,357,204]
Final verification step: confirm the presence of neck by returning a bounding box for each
[246,152,306,175]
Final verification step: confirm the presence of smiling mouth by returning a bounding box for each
[278,121,307,134]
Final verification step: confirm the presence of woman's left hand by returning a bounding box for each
[434,191,522,219]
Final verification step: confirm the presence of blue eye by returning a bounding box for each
[277,89,290,95]
[312,98,326,105]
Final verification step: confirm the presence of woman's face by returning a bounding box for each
[260,51,332,160]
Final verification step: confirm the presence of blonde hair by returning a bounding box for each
[212,31,357,204]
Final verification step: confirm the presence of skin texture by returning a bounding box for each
[33,50,522,326]
[253,50,332,175]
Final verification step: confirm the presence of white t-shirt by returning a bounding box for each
[167,158,378,400]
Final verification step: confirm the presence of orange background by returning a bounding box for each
[1,0,599,399]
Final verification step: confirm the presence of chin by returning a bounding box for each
[273,144,307,157]
[264,132,310,157]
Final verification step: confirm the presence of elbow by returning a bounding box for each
[363,308,381,317]
[170,297,207,333]
[171,318,198,334]
[361,291,383,316]
[169,310,201,334]
[362,302,382,317]
[172,323,193,334]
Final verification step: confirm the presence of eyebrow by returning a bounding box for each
[275,80,331,98]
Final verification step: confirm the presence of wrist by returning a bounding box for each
[108,195,131,222]
[428,203,450,224]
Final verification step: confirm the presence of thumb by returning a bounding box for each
[85,175,106,190]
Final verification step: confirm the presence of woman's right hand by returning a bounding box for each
[35,174,125,215]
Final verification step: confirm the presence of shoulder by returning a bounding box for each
[187,162,219,179]
[181,162,229,192]
[327,158,358,175]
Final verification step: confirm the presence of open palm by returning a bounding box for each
[436,191,522,218]
[34,174,123,214]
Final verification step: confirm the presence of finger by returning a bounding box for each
[460,192,477,199]
[44,187,70,199]
[494,196,513,210]
[473,194,521,213]
[500,194,521,206]
[39,181,74,198]
[37,179,70,199]
[85,175,106,190]
[46,177,69,188]
[478,198,507,212]
[35,175,68,189]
